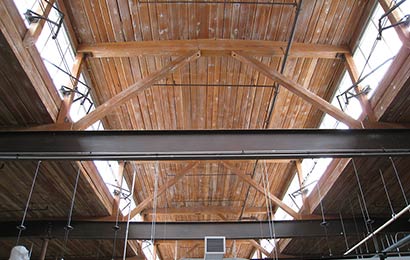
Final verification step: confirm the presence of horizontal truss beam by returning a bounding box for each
[1,219,408,240]
[1,129,410,160]
[78,39,349,59]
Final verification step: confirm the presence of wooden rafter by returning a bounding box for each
[222,162,300,220]
[129,162,198,219]
[73,51,201,130]
[0,0,61,120]
[249,240,270,257]
[231,51,362,129]
[295,161,309,212]
[78,39,349,59]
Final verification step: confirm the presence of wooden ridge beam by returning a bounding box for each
[129,162,198,219]
[78,39,349,59]
[73,51,200,130]
[222,162,300,220]
[231,51,361,129]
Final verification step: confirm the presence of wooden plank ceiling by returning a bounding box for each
[0,0,394,259]
[56,0,376,259]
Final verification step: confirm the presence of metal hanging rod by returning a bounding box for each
[136,0,297,6]
[154,83,274,88]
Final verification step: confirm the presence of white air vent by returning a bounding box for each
[204,237,225,260]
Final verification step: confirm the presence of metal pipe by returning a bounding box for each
[137,1,297,6]
[264,0,302,127]
[344,203,410,255]
[154,83,274,88]
[383,234,410,253]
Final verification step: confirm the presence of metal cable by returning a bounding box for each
[16,161,41,245]
[389,157,409,206]
[112,162,126,260]
[379,169,395,216]
[316,182,332,256]
[352,159,371,223]
[122,163,137,260]
[339,212,350,251]
[61,165,81,260]
[261,161,277,260]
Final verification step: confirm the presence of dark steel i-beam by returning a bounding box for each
[0,219,409,240]
[0,129,410,160]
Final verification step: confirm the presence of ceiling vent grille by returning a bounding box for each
[204,237,225,260]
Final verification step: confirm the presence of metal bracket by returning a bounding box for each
[24,0,65,39]
[336,85,371,109]
[377,0,410,40]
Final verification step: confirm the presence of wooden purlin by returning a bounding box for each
[78,39,349,59]
[73,51,201,130]
[231,51,362,129]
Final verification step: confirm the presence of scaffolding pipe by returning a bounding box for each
[382,234,410,253]
[344,203,410,255]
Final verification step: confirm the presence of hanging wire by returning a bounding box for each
[260,161,277,260]
[174,241,178,260]
[112,162,126,260]
[389,157,409,206]
[151,161,159,248]
[348,197,363,256]
[122,163,137,260]
[60,165,81,260]
[339,212,350,251]
[356,193,370,253]
[379,169,395,217]
[16,160,42,245]
[316,182,332,256]
[352,159,372,224]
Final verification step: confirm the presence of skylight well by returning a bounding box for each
[13,0,138,217]
[275,0,405,220]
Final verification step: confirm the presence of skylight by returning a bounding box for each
[275,1,405,220]
[13,0,137,217]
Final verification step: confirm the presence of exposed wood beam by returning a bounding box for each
[231,51,362,129]
[295,161,309,212]
[78,39,349,59]
[129,162,198,219]
[73,51,200,130]
[303,158,351,215]
[141,206,269,216]
[55,0,78,50]
[22,0,56,47]
[0,0,61,120]
[222,162,300,220]
[57,53,84,123]
[185,243,200,256]
[344,53,377,122]
[371,46,410,121]
[249,240,270,257]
